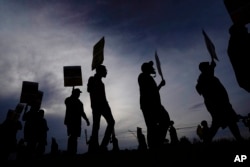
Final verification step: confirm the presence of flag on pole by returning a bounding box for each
[92,36,105,70]
[155,50,164,80]
[202,29,219,61]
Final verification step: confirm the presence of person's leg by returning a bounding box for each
[67,135,77,155]
[228,123,243,142]
[147,124,159,149]
[100,106,115,149]
[88,111,101,152]
[207,121,219,143]
[158,111,170,145]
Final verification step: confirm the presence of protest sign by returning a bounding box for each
[92,36,105,70]
[63,66,83,87]
[20,81,39,104]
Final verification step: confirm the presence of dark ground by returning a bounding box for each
[3,139,250,167]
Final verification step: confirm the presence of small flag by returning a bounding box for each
[92,36,105,70]
[202,29,219,61]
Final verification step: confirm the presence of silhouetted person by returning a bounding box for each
[64,88,90,155]
[196,60,243,142]
[227,23,250,92]
[137,127,147,151]
[22,104,40,157]
[0,109,22,161]
[36,109,49,156]
[196,120,210,143]
[169,120,179,145]
[50,137,59,156]
[138,61,170,150]
[16,138,27,161]
[87,65,116,152]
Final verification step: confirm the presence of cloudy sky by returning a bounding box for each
[0,0,249,153]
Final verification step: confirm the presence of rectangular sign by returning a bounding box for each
[20,81,39,104]
[63,66,83,87]
[92,36,105,70]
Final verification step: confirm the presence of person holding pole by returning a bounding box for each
[197,30,243,142]
[64,88,90,155]
[87,65,116,153]
[138,60,170,150]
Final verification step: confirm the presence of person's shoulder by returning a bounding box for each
[138,72,147,79]
[65,96,71,103]
[88,76,95,83]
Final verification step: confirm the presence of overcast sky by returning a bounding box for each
[0,0,249,153]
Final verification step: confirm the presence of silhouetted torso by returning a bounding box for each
[88,74,109,109]
[65,96,85,132]
[196,61,243,142]
[196,61,237,127]
[228,24,250,92]
[138,72,161,112]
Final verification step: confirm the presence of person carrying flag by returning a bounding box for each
[138,61,170,150]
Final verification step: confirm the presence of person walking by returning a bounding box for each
[138,61,170,150]
[196,60,243,142]
[87,65,117,152]
[64,88,90,155]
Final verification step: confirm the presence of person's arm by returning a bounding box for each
[81,103,90,126]
[210,59,216,69]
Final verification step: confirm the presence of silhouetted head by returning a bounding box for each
[201,120,208,127]
[96,65,107,78]
[141,61,155,75]
[199,62,209,73]
[38,109,45,117]
[170,120,174,126]
[72,88,82,98]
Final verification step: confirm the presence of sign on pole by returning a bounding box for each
[224,0,250,24]
[63,66,83,87]
[20,81,39,104]
[92,36,105,70]
[155,50,164,80]
[202,29,219,61]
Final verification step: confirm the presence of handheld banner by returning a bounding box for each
[63,66,83,87]
[20,81,39,104]
[31,90,44,109]
[202,29,219,61]
[155,51,164,80]
[92,36,105,70]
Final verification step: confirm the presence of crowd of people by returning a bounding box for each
[0,20,250,161]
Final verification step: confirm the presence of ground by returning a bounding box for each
[3,139,250,167]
